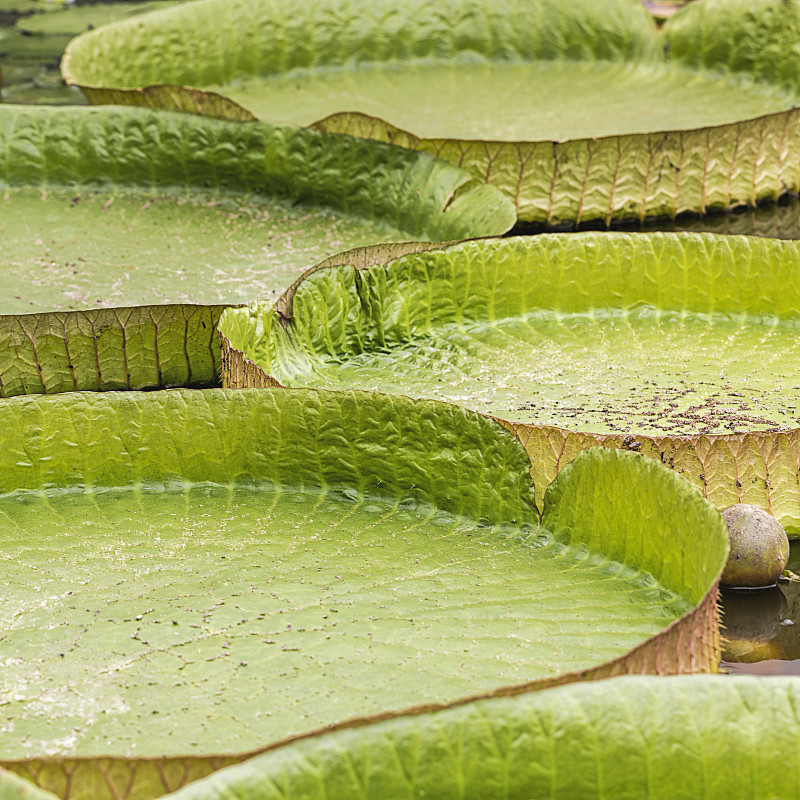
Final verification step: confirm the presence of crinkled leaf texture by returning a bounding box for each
[219,231,800,534]
[62,0,800,223]
[0,388,726,800]
[0,106,511,243]
[159,674,800,800]
[0,105,513,313]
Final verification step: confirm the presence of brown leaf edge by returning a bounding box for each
[2,540,720,800]
[274,241,459,320]
[310,107,800,225]
[67,77,800,227]
[76,85,257,122]
[0,305,234,397]
[71,80,800,227]
[502,422,800,535]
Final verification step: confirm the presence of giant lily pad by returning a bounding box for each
[219,231,800,533]
[0,387,726,800]
[0,105,513,314]
[62,0,800,224]
[154,674,800,800]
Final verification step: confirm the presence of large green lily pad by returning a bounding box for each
[0,387,726,800]
[156,674,800,800]
[0,105,513,313]
[219,231,800,533]
[63,0,800,224]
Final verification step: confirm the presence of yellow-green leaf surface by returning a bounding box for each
[0,105,513,314]
[219,231,800,533]
[63,0,800,223]
[0,388,726,800]
[0,770,59,800]
[159,675,800,800]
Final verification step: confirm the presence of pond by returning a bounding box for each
[0,0,190,104]
[511,194,800,242]
[721,541,800,675]
[4,0,800,679]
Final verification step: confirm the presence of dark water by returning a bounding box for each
[721,541,800,675]
[1,0,83,105]
[0,0,176,105]
[638,195,800,240]
[509,194,800,242]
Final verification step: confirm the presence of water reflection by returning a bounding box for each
[640,196,800,240]
[0,1,165,106]
[510,195,800,241]
[721,541,800,675]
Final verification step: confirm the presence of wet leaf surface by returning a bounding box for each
[222,233,800,437]
[1,189,399,312]
[62,0,800,223]
[0,484,688,757]
[206,60,798,141]
[0,389,726,765]
[0,105,513,313]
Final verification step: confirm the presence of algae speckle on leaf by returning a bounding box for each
[1,189,400,312]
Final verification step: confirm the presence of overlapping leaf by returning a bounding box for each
[219,231,800,533]
[158,675,800,800]
[0,105,513,314]
[62,0,800,223]
[0,388,726,800]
